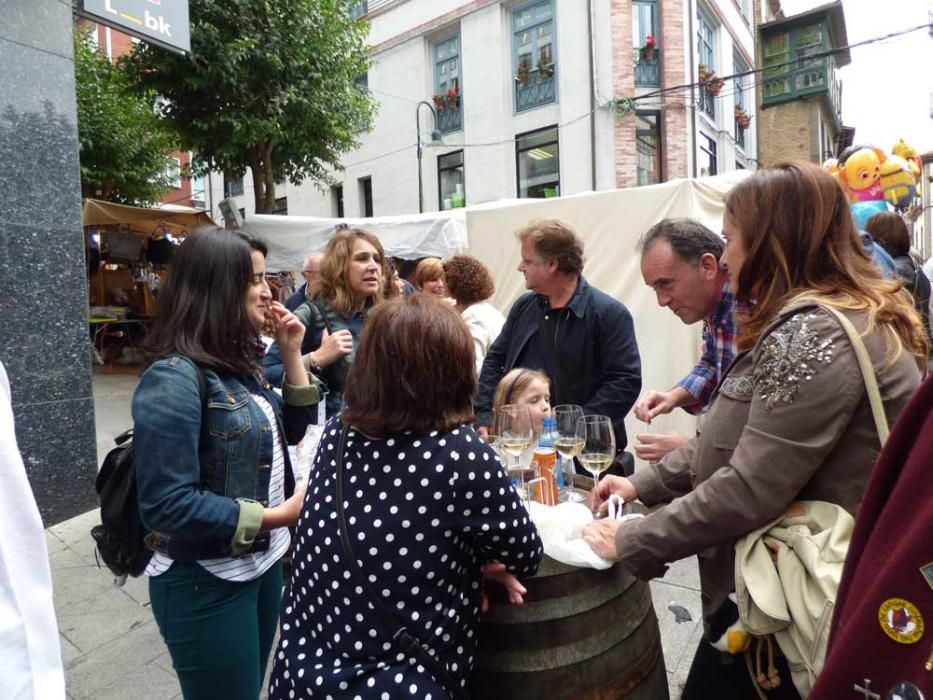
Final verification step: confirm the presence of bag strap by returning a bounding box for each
[821,307,890,446]
[333,424,468,700]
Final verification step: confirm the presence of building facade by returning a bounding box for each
[222,0,760,220]
[755,0,851,167]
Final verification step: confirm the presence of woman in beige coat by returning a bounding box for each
[583,162,927,698]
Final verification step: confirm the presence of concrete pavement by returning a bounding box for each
[48,371,701,699]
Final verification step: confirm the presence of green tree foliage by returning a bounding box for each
[74,29,177,204]
[122,0,377,213]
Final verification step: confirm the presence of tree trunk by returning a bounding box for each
[248,146,268,214]
[262,142,276,213]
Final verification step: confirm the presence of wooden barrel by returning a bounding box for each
[472,555,669,699]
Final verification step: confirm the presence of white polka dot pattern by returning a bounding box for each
[268,418,543,698]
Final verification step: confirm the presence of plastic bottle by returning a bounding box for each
[532,417,559,506]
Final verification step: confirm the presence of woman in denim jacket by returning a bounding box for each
[263,228,385,420]
[132,228,319,700]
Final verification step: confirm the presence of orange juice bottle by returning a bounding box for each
[532,418,559,505]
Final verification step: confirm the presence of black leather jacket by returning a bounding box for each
[475,277,642,450]
[893,255,932,341]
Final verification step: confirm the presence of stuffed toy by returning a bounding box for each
[879,154,916,210]
[835,147,886,203]
[708,592,752,654]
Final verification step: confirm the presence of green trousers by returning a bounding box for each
[149,560,283,700]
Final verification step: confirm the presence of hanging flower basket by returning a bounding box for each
[699,64,725,96]
[444,86,460,109]
[734,104,752,129]
[515,62,531,85]
[537,58,554,80]
[432,94,446,111]
[640,35,657,61]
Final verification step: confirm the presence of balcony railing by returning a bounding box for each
[515,66,556,112]
[634,51,660,87]
[699,87,715,118]
[436,101,462,134]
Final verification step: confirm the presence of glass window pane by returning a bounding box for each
[517,128,559,198]
[438,150,465,211]
[635,112,661,186]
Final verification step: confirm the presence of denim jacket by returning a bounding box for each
[133,355,319,561]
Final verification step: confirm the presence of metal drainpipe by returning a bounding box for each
[587,0,597,191]
[688,0,697,178]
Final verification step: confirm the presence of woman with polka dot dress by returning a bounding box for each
[269,294,543,699]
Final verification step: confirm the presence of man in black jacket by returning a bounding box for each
[475,218,642,472]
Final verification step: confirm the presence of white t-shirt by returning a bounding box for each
[0,362,65,700]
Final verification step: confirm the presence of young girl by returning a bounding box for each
[492,368,552,438]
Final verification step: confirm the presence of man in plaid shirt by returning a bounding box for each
[634,219,740,462]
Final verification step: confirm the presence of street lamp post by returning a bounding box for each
[416,100,443,214]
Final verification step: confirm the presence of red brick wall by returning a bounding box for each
[660,0,689,179]
[610,1,636,189]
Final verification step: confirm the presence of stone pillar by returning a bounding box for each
[660,0,689,179]
[0,0,99,524]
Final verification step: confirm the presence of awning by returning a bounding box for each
[81,198,215,235]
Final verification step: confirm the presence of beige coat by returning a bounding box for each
[617,301,921,629]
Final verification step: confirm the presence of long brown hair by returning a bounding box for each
[311,228,385,317]
[725,162,927,366]
[342,295,475,436]
[144,228,266,376]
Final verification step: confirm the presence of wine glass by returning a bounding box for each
[496,404,535,502]
[552,404,585,502]
[576,415,616,517]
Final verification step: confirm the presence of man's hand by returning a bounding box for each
[635,431,689,463]
[633,390,679,422]
[581,519,622,561]
[589,475,637,515]
[314,328,353,367]
[481,561,527,612]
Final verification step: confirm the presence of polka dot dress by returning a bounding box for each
[269,418,543,698]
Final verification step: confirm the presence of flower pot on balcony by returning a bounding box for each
[640,45,657,62]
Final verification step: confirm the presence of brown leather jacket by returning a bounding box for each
[617,301,922,630]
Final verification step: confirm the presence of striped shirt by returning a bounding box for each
[676,281,742,414]
[144,392,291,581]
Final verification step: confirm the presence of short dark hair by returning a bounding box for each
[865,211,911,257]
[443,255,495,305]
[145,227,264,376]
[637,218,724,265]
[516,218,585,274]
[342,295,475,436]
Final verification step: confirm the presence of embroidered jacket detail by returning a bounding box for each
[755,313,834,410]
[720,374,755,400]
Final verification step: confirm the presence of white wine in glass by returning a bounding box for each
[576,414,616,516]
[496,404,535,502]
[553,404,585,501]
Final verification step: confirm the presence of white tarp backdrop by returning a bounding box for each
[244,210,469,272]
[465,171,749,463]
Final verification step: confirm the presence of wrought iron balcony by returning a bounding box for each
[634,52,660,87]
[436,101,462,134]
[515,66,556,112]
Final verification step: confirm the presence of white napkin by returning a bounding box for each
[526,502,615,570]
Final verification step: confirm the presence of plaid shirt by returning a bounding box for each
[676,281,741,414]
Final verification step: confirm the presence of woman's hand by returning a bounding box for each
[261,481,307,530]
[480,561,528,612]
[589,475,637,515]
[581,519,622,561]
[270,302,306,356]
[313,328,353,367]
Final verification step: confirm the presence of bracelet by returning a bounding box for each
[305,352,323,374]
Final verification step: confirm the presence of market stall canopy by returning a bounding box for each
[465,170,750,471]
[243,209,469,272]
[82,198,215,234]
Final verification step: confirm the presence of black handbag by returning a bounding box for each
[333,423,469,700]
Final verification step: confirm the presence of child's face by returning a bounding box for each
[515,378,551,433]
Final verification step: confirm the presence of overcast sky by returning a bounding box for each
[780,0,933,155]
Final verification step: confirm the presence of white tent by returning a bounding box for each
[465,171,749,462]
[243,209,469,272]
